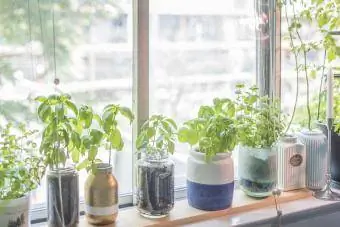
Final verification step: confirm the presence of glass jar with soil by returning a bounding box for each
[136,152,174,218]
[47,166,79,227]
[238,146,277,198]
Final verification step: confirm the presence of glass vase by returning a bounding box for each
[238,146,277,197]
[47,167,79,227]
[136,152,174,218]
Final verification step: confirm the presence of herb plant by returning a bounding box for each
[77,104,134,172]
[278,0,340,132]
[136,115,177,156]
[178,98,237,160]
[35,94,81,169]
[0,123,45,200]
[235,84,286,149]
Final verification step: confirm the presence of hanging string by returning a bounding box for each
[37,0,47,77]
[27,0,36,85]
[52,2,59,89]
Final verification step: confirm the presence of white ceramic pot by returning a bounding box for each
[0,195,30,227]
[187,150,234,211]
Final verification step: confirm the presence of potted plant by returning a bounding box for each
[35,94,82,227]
[0,123,45,227]
[178,98,237,211]
[76,104,134,225]
[279,0,337,190]
[235,84,286,197]
[135,115,177,218]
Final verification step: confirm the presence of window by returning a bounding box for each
[0,0,133,219]
[149,0,257,186]
[0,0,270,222]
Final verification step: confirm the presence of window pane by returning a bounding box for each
[149,0,257,185]
[0,0,133,208]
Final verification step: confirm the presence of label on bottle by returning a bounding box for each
[85,204,118,216]
[290,154,303,167]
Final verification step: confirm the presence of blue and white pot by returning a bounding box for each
[187,150,234,211]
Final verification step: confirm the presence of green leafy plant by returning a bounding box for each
[76,104,134,172]
[136,115,177,156]
[178,98,237,160]
[235,84,286,148]
[35,94,81,169]
[278,0,340,132]
[0,123,45,200]
[295,79,340,133]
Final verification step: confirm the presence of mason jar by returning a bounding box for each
[47,166,79,227]
[85,163,118,225]
[238,146,277,197]
[136,152,174,218]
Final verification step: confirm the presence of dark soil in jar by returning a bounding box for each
[136,162,174,217]
[47,171,79,227]
[240,178,275,193]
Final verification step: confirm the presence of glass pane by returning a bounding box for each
[0,0,133,208]
[149,0,257,186]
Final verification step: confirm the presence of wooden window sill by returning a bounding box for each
[74,189,311,227]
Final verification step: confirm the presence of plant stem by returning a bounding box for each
[284,1,300,134]
[292,2,312,131]
[109,143,112,166]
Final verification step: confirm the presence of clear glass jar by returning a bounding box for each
[136,152,174,218]
[47,166,79,227]
[238,146,277,197]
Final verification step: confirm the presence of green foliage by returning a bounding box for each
[178,98,237,160]
[235,84,286,148]
[295,79,340,134]
[136,115,177,156]
[35,94,81,169]
[76,104,134,173]
[279,0,340,132]
[0,123,45,200]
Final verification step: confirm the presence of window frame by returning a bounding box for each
[28,0,280,222]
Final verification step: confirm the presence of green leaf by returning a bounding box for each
[164,118,177,129]
[56,104,65,121]
[71,148,80,163]
[119,107,134,123]
[77,159,89,171]
[71,132,81,148]
[34,96,47,103]
[37,101,51,122]
[110,129,123,151]
[147,127,156,138]
[198,106,215,118]
[168,141,175,154]
[136,131,147,150]
[178,127,198,145]
[79,106,93,129]
[89,146,98,161]
[65,100,78,115]
[90,129,103,145]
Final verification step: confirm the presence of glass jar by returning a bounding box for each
[136,152,174,218]
[47,166,79,227]
[238,146,277,197]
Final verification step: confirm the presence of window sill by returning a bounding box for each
[32,189,311,227]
